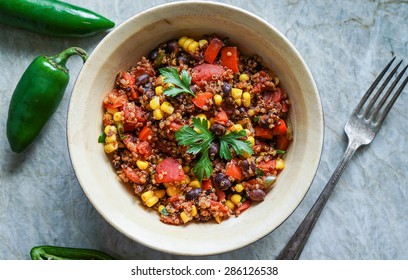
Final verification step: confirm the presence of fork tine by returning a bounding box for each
[353,57,396,115]
[361,59,402,118]
[370,64,408,122]
[374,68,408,126]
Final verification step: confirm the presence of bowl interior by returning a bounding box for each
[67,1,323,255]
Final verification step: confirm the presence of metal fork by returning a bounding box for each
[276,57,408,260]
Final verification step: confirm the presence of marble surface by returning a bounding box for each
[1,0,407,260]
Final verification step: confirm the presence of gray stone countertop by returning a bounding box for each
[1,0,407,260]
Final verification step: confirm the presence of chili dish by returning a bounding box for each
[100,35,292,225]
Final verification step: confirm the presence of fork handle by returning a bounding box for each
[276,141,359,260]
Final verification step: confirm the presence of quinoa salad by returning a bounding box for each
[100,35,292,225]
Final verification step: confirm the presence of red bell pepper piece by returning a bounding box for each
[276,135,290,150]
[225,160,242,181]
[235,200,251,214]
[191,63,223,86]
[192,91,213,110]
[213,109,228,125]
[204,38,224,64]
[255,126,274,140]
[272,119,287,135]
[138,126,153,141]
[202,179,213,191]
[221,46,239,73]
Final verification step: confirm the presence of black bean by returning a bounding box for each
[186,188,202,200]
[214,173,231,190]
[239,160,250,171]
[135,74,149,85]
[209,142,219,159]
[145,89,155,99]
[177,55,189,65]
[210,123,226,136]
[166,40,179,53]
[221,82,231,95]
[148,49,158,62]
[249,189,266,201]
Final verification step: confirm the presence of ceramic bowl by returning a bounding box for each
[67,1,323,256]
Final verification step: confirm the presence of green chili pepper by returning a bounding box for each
[0,0,115,37]
[6,47,88,153]
[30,245,116,260]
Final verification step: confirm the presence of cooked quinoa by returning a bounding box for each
[101,35,292,225]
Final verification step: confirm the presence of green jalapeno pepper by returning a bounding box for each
[0,0,115,37]
[30,245,116,260]
[7,47,88,153]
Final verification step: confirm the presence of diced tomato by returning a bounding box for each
[192,91,213,110]
[155,158,186,184]
[116,71,135,88]
[103,89,128,109]
[169,122,183,131]
[221,46,239,73]
[213,109,228,125]
[191,64,223,86]
[122,165,143,184]
[136,141,152,156]
[168,195,180,203]
[122,102,148,130]
[215,188,226,201]
[272,119,287,135]
[255,126,274,140]
[209,200,229,214]
[202,179,213,191]
[225,160,242,181]
[235,200,251,214]
[276,135,290,151]
[204,38,224,64]
[272,88,284,102]
[139,126,153,141]
[257,160,276,173]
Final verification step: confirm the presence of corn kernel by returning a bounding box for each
[178,36,188,47]
[276,158,285,170]
[245,129,252,136]
[187,41,199,53]
[104,125,117,135]
[161,101,174,114]
[149,96,161,110]
[182,166,191,173]
[247,136,255,147]
[213,94,222,106]
[191,205,198,217]
[196,113,207,120]
[155,189,166,199]
[231,88,243,99]
[242,151,252,159]
[231,124,243,132]
[243,92,251,107]
[113,112,123,122]
[234,183,244,193]
[273,76,280,86]
[188,180,201,189]
[136,160,149,170]
[104,141,118,153]
[155,86,164,95]
[180,211,191,223]
[153,108,164,120]
[181,174,191,185]
[145,196,159,207]
[166,186,180,196]
[105,134,117,143]
[158,205,165,213]
[141,190,155,202]
[231,194,242,205]
[239,73,250,82]
[198,39,208,48]
[215,216,222,224]
[247,109,255,116]
[235,98,242,106]
[225,200,235,210]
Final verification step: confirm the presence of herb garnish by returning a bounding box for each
[175,117,254,181]
[159,67,195,97]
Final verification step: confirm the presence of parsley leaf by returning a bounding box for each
[98,132,106,143]
[193,148,213,182]
[175,117,254,181]
[175,118,214,155]
[159,67,195,97]
[219,130,254,160]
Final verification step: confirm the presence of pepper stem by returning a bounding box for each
[48,47,88,73]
